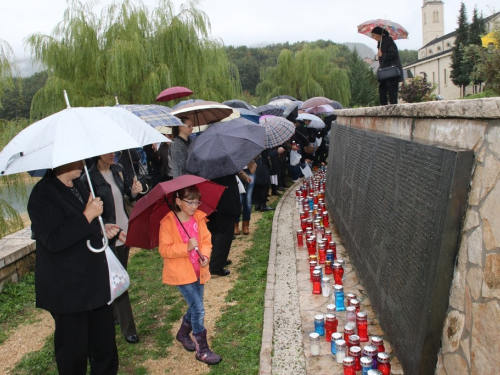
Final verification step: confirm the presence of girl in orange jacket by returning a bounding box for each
[158,185,222,365]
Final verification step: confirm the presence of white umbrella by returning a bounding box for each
[268,98,293,107]
[0,94,167,252]
[296,113,325,129]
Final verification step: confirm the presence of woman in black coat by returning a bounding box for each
[28,161,119,375]
[372,26,404,105]
[83,152,142,344]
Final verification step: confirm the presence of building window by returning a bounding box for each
[437,46,441,51]
[429,49,433,54]
[444,69,447,84]
[446,42,451,47]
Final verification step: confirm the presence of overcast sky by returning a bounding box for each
[0,0,497,75]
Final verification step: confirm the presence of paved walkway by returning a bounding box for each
[260,181,404,375]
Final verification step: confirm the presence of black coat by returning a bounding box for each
[378,35,404,85]
[254,149,278,186]
[209,174,241,216]
[28,175,110,314]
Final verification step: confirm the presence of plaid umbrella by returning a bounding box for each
[259,116,295,149]
[252,104,285,116]
[357,19,409,40]
[115,104,183,127]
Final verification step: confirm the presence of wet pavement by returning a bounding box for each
[260,181,404,375]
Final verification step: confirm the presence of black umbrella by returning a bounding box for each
[329,100,343,109]
[270,95,298,101]
[222,99,253,110]
[281,101,301,122]
[252,104,285,117]
[186,118,265,180]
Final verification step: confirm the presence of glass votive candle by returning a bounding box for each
[377,352,391,375]
[349,346,362,371]
[362,345,378,369]
[371,336,385,353]
[361,356,374,374]
[314,314,325,336]
[331,332,343,354]
[348,334,360,350]
[346,293,357,304]
[343,324,355,344]
[325,313,338,342]
[356,311,369,342]
[321,277,331,297]
[309,332,320,356]
[346,306,357,327]
[296,229,304,247]
[350,299,360,313]
[326,303,336,314]
[335,339,347,364]
[312,270,322,295]
[343,356,356,375]
[324,260,333,275]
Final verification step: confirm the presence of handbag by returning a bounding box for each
[377,65,401,82]
[105,246,130,305]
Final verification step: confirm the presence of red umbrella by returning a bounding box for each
[156,86,194,102]
[125,175,226,249]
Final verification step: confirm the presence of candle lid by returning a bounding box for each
[346,293,357,299]
[333,262,341,268]
[346,306,356,313]
[377,352,391,363]
[334,285,343,291]
[326,303,336,312]
[350,299,360,306]
[363,345,377,355]
[361,356,373,366]
[325,313,336,320]
[309,332,320,340]
[312,270,321,276]
[344,324,355,334]
[326,249,333,254]
[296,229,303,233]
[329,241,336,246]
[334,339,346,348]
[321,277,330,283]
[367,370,383,375]
[348,334,360,343]
[342,356,355,366]
[349,346,361,355]
[356,311,367,319]
[332,332,343,340]
[371,336,383,344]
[314,314,325,320]
[337,259,345,265]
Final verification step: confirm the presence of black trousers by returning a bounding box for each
[207,211,234,272]
[51,305,118,375]
[253,184,269,206]
[379,82,399,105]
[113,245,137,337]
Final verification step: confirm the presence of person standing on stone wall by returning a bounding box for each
[372,26,404,105]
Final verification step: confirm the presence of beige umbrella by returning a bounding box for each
[171,101,240,132]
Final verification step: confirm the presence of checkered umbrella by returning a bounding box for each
[259,116,295,149]
[252,104,285,116]
[115,104,183,127]
[357,19,409,41]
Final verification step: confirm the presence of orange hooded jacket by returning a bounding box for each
[158,210,212,285]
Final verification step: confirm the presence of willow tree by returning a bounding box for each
[0,39,20,110]
[25,0,242,119]
[256,45,351,106]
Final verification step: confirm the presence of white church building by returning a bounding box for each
[404,0,499,100]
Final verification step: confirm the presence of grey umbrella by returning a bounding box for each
[252,104,285,116]
[223,99,254,110]
[270,95,298,101]
[186,118,265,180]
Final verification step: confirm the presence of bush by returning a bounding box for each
[399,73,437,103]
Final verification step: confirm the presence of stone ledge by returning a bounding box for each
[0,228,35,268]
[335,98,500,119]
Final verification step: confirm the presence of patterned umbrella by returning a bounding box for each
[305,104,334,115]
[156,86,193,102]
[259,116,295,149]
[252,104,285,116]
[268,98,293,107]
[115,104,183,127]
[357,19,409,40]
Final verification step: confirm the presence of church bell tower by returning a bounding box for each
[422,0,445,46]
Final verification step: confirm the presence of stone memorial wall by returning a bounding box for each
[326,123,473,375]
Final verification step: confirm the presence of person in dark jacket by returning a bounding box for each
[28,161,119,375]
[253,150,277,211]
[207,173,241,276]
[170,117,194,178]
[372,26,404,105]
[84,152,143,344]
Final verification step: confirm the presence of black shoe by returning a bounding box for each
[210,268,231,276]
[125,334,140,344]
[277,187,284,191]
[225,259,232,265]
[255,204,261,211]
[114,319,120,326]
[260,206,275,212]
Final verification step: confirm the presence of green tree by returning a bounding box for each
[399,49,418,65]
[0,39,21,110]
[347,48,378,107]
[467,7,487,92]
[25,0,241,120]
[450,2,472,97]
[256,45,351,106]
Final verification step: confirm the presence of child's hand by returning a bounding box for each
[187,238,198,251]
[200,256,209,267]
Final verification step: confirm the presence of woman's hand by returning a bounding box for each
[199,256,209,267]
[118,230,127,243]
[187,238,198,251]
[131,177,143,196]
[105,224,120,239]
[83,194,103,223]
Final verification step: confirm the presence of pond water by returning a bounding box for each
[0,182,36,216]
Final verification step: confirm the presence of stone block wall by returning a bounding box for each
[334,98,500,375]
[0,227,35,292]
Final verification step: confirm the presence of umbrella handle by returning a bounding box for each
[83,162,110,253]
[86,216,109,253]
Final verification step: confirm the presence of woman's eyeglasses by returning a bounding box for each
[181,199,202,207]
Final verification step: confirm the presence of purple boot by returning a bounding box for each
[193,329,222,365]
[176,316,196,352]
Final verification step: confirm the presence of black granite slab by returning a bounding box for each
[325,123,473,375]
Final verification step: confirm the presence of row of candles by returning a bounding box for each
[296,172,392,375]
